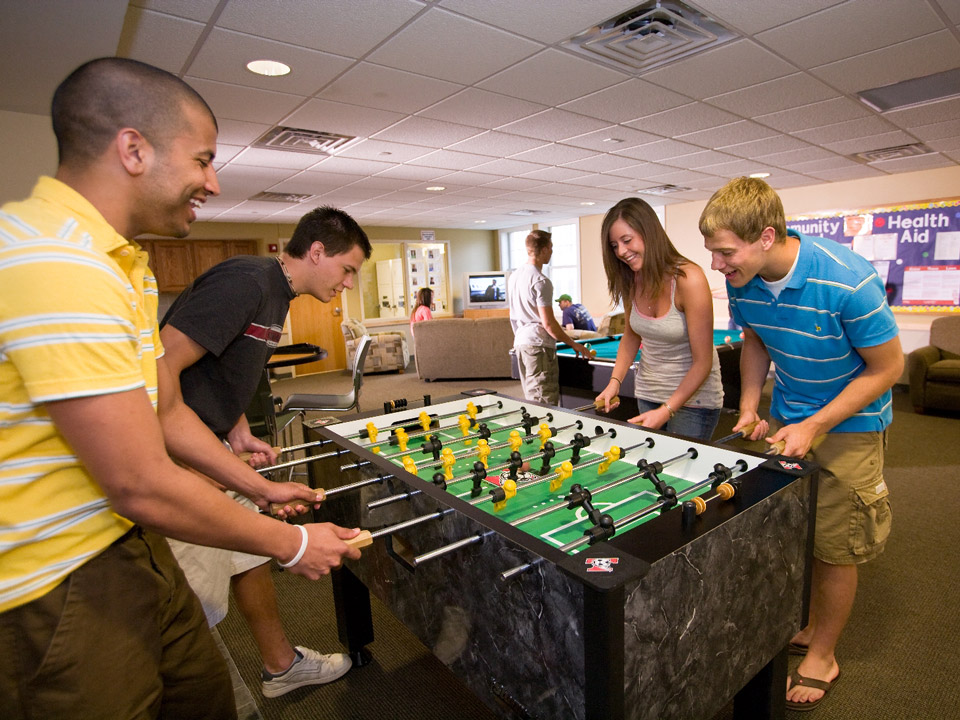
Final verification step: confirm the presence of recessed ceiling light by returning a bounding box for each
[602,138,624,144]
[749,172,770,178]
[426,186,446,192]
[474,220,487,224]
[246,60,291,77]
[580,201,596,206]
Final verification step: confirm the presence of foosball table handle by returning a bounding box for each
[345,530,374,549]
[269,488,326,517]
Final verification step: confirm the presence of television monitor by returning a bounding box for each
[464,271,509,309]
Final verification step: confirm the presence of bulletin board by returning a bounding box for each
[787,199,960,313]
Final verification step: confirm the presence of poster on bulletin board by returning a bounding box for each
[787,199,960,312]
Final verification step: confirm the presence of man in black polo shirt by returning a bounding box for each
[160,207,371,698]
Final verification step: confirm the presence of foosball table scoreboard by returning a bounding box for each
[297,391,817,720]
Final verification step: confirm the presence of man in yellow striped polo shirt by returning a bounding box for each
[0,58,363,719]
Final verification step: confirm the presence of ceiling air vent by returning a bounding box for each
[850,143,934,164]
[254,126,357,155]
[249,191,314,203]
[508,209,550,216]
[640,184,692,195]
[563,1,736,74]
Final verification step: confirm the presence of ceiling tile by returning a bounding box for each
[706,73,839,116]
[186,77,304,125]
[885,97,960,131]
[640,40,795,100]
[478,49,627,106]
[309,156,397,176]
[560,154,641,173]
[662,150,742,170]
[336,139,433,163]
[753,147,839,167]
[496,108,612,142]
[613,138,705,162]
[418,88,547,128]
[216,0,424,58]
[754,97,873,134]
[231,147,323,170]
[131,0,221,23]
[367,8,541,84]
[122,8,205,76]
[437,0,644,44]
[822,130,917,156]
[371,116,482,147]
[188,28,354,95]
[561,126,662,152]
[756,0,945,68]
[626,103,740,137]
[215,119,272,146]
[372,165,451,181]
[406,149,497,170]
[559,79,689,124]
[719,135,816,159]
[793,116,900,145]
[811,31,960,94]
[447,131,547,157]
[911,118,960,142]
[688,0,845,34]
[283,99,405,138]
[508,144,597,165]
[677,121,779,149]
[318,62,463,114]
[469,158,549,176]
[802,165,887,182]
[214,165,298,200]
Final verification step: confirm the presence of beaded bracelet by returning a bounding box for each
[278,524,309,568]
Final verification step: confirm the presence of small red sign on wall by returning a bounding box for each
[268,243,278,253]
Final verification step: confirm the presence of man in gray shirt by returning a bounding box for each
[509,230,590,404]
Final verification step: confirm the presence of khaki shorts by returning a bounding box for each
[772,420,892,565]
[167,492,268,627]
[515,345,559,406]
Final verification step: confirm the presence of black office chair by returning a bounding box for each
[281,334,372,418]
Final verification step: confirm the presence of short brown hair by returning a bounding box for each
[525,229,552,255]
[699,177,787,244]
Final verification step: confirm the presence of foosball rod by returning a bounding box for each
[238,437,334,462]
[442,418,582,465]
[369,406,548,463]
[499,455,742,582]
[267,473,394,516]
[456,436,654,504]
[366,426,616,510]
[255,446,355,474]
[344,400,502,441]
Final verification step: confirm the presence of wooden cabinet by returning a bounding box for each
[140,239,257,291]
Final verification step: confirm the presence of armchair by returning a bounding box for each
[341,318,409,373]
[907,316,960,414]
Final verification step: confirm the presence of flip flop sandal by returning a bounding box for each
[788,642,808,656]
[786,668,841,712]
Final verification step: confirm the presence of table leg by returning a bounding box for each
[332,565,374,667]
[733,646,787,720]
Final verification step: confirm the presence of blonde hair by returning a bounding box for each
[699,177,787,243]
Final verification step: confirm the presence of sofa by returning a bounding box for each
[565,310,626,341]
[907,316,960,414]
[341,318,409,373]
[414,317,515,380]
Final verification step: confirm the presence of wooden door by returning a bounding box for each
[288,294,346,374]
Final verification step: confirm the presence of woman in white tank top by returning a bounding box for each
[595,198,723,440]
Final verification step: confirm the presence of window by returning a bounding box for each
[544,222,580,302]
[499,222,581,302]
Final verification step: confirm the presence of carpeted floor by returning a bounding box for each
[217,361,960,719]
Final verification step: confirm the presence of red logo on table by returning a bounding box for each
[778,460,802,470]
[586,557,619,573]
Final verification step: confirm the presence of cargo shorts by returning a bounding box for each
[772,420,892,565]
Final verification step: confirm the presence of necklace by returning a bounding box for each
[276,256,298,296]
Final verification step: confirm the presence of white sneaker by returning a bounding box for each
[261,646,352,698]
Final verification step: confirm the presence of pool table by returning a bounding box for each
[511,330,743,416]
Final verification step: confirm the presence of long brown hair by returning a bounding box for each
[410,286,433,321]
[600,198,689,307]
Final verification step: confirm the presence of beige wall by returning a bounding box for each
[0,110,57,201]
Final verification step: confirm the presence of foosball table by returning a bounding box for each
[290,391,817,720]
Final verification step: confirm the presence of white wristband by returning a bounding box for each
[278,525,308,568]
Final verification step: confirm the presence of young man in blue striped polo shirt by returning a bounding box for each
[700,177,902,712]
